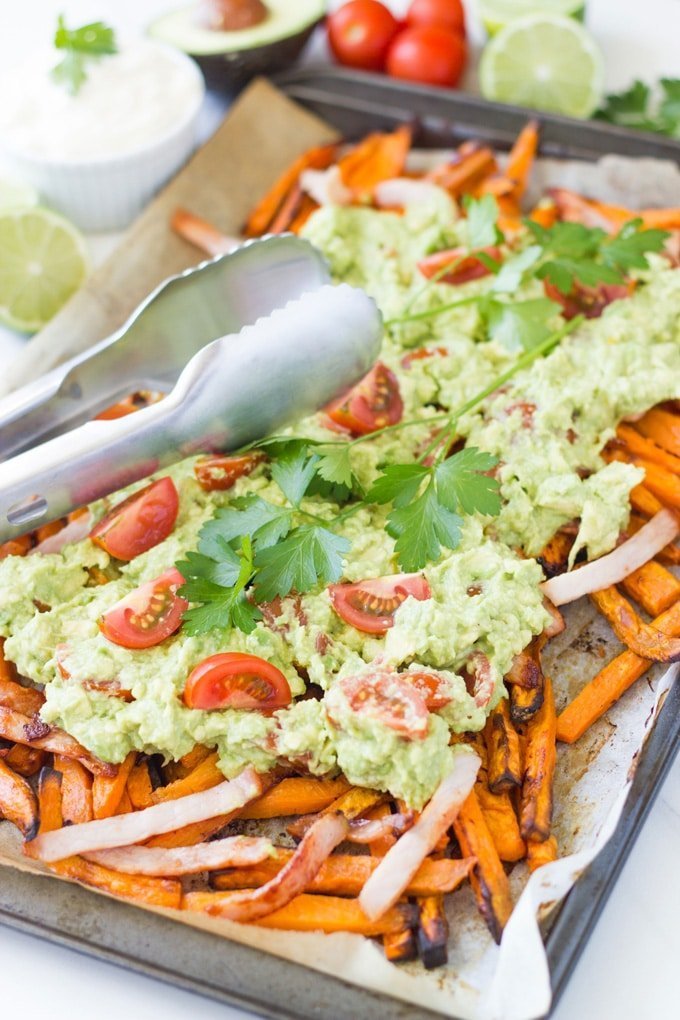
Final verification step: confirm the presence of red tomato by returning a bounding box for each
[90,477,179,561]
[329,573,431,634]
[400,346,448,368]
[417,246,502,285]
[339,672,430,738]
[99,568,188,649]
[406,0,465,35]
[327,0,400,71]
[386,24,467,87]
[194,452,263,492]
[183,653,292,712]
[543,279,634,320]
[406,670,453,710]
[324,361,403,436]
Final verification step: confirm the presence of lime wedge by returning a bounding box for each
[479,0,585,36]
[479,14,604,119]
[0,175,39,212]
[0,207,89,333]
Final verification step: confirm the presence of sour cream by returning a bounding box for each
[0,41,204,162]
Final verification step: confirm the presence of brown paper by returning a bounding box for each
[0,79,339,395]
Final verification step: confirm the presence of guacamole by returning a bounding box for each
[1,195,678,808]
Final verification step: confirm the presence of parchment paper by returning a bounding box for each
[1,82,678,1020]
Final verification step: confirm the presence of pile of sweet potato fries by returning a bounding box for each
[1,121,680,970]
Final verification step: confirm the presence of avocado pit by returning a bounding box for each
[195,0,269,32]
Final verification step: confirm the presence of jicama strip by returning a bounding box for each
[621,560,680,617]
[27,766,263,861]
[55,755,93,824]
[485,699,522,792]
[627,514,680,566]
[212,850,475,898]
[200,814,349,923]
[85,835,275,876]
[287,786,386,838]
[368,802,417,964]
[152,751,222,803]
[0,705,113,775]
[184,891,419,937]
[359,748,480,921]
[557,600,680,743]
[527,835,559,873]
[636,407,680,457]
[30,513,93,554]
[453,789,513,944]
[590,585,680,661]
[51,855,182,909]
[93,751,136,819]
[519,677,557,843]
[0,758,38,840]
[541,510,679,606]
[239,776,351,819]
[374,178,445,210]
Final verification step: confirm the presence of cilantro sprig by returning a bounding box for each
[51,16,117,95]
[595,79,680,137]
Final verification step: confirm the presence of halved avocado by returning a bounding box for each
[149,0,326,91]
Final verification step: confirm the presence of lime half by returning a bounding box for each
[0,175,39,213]
[0,207,89,333]
[479,0,585,36]
[479,14,604,119]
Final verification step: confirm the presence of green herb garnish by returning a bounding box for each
[51,15,117,95]
[595,79,680,138]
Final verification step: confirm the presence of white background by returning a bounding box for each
[1,2,679,1018]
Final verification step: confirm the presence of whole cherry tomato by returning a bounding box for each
[327,0,400,71]
[406,0,466,36]
[386,24,467,88]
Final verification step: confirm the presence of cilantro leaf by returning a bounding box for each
[387,482,463,572]
[660,79,680,130]
[179,537,261,636]
[52,16,117,95]
[270,445,319,507]
[596,78,680,136]
[314,444,356,490]
[254,526,350,602]
[483,296,561,352]
[435,448,501,517]
[367,463,430,508]
[602,220,669,272]
[536,257,623,292]
[463,195,503,249]
[492,245,542,293]
[201,497,292,553]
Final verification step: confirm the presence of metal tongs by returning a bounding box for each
[0,236,382,543]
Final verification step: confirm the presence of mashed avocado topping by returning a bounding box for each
[0,196,678,808]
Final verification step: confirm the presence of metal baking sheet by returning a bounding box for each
[1,74,679,1019]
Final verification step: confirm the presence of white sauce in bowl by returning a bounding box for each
[0,41,204,162]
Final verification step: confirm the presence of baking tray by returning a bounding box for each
[1,73,679,1019]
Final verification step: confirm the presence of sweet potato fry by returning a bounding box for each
[509,677,544,724]
[617,424,680,474]
[0,535,32,559]
[162,744,211,784]
[453,790,513,943]
[485,699,522,792]
[0,758,39,840]
[127,760,154,810]
[116,789,133,815]
[93,751,137,819]
[629,483,666,518]
[243,142,337,237]
[417,895,449,970]
[638,208,680,230]
[475,781,526,862]
[520,677,557,843]
[426,146,498,196]
[636,407,680,458]
[184,890,418,936]
[536,531,574,578]
[557,599,680,742]
[212,851,474,898]
[528,201,558,229]
[0,645,44,716]
[170,208,235,256]
[51,855,182,909]
[365,801,398,856]
[0,705,113,775]
[527,834,558,873]
[322,786,386,820]
[549,187,626,231]
[239,776,351,819]
[55,755,93,824]
[590,586,680,661]
[629,458,680,510]
[144,816,231,849]
[268,182,306,234]
[152,751,222,803]
[37,766,64,834]
[0,743,45,776]
[621,560,680,617]
[338,126,412,198]
[504,119,539,201]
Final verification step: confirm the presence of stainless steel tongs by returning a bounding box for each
[0,236,382,543]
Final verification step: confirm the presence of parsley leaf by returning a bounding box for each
[601,219,669,272]
[179,537,261,636]
[464,195,503,249]
[52,16,117,95]
[481,296,560,352]
[387,482,462,572]
[367,463,430,508]
[314,444,356,490]
[492,245,542,293]
[270,445,319,506]
[254,526,350,602]
[596,78,680,136]
[435,448,501,517]
[199,496,292,553]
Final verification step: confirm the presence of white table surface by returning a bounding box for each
[1,2,679,1018]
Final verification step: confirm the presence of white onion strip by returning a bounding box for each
[359,748,480,921]
[30,512,93,555]
[374,177,445,209]
[84,835,275,876]
[28,767,263,862]
[541,509,679,606]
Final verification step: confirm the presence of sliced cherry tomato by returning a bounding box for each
[405,670,453,710]
[386,25,467,88]
[406,0,465,35]
[339,672,430,739]
[417,246,501,285]
[327,0,400,71]
[329,573,431,634]
[99,568,188,649]
[543,279,634,320]
[90,477,179,561]
[324,361,403,436]
[194,452,263,492]
[400,345,448,369]
[183,652,292,712]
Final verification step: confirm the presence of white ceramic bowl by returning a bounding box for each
[0,43,205,232]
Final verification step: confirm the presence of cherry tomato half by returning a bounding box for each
[324,361,403,436]
[183,653,292,712]
[417,246,502,285]
[194,452,263,492]
[406,670,453,710]
[339,672,430,739]
[543,279,634,320]
[329,573,431,634]
[386,24,467,88]
[90,477,179,561]
[406,0,466,35]
[99,568,188,649]
[327,0,400,71]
